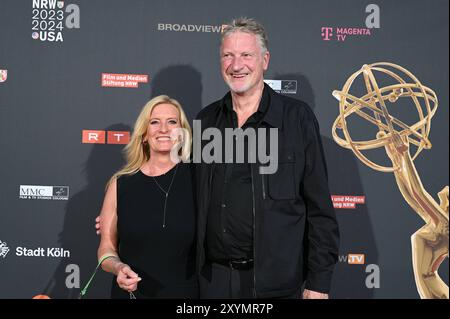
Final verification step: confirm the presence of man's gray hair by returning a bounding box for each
[221,17,269,54]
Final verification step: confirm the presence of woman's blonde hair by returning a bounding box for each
[106,95,192,189]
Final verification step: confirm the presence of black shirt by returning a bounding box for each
[206,87,270,262]
[112,163,198,298]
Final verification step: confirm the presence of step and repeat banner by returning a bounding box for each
[0,0,448,299]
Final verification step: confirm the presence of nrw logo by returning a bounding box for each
[32,0,80,43]
[321,4,379,42]
[19,185,69,200]
[0,240,10,258]
[0,69,7,83]
[82,130,130,145]
[264,79,297,94]
[339,253,365,265]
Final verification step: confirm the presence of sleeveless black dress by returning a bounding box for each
[111,163,198,298]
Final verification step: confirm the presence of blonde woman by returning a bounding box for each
[97,95,198,298]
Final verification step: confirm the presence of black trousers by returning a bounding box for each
[199,263,301,299]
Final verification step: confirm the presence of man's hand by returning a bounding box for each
[95,216,101,235]
[302,289,329,299]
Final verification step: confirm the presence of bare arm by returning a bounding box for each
[97,178,123,275]
[96,178,141,292]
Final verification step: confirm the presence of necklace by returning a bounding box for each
[151,164,179,228]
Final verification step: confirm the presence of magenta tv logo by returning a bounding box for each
[321,27,333,41]
[321,26,372,42]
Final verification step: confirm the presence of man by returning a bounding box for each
[194,17,339,299]
[97,17,339,299]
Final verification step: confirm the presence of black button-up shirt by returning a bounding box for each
[206,87,270,262]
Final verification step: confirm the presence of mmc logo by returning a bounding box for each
[19,185,69,200]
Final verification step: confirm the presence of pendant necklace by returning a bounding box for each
[151,164,179,228]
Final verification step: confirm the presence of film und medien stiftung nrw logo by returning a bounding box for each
[0,240,10,259]
[264,79,297,94]
[31,0,80,42]
[19,185,69,200]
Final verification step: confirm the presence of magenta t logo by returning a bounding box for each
[321,27,333,41]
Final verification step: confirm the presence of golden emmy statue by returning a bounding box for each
[332,62,449,299]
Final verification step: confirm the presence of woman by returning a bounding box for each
[97,95,198,298]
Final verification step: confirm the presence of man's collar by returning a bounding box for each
[222,86,268,115]
[221,83,283,128]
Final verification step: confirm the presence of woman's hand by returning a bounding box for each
[116,263,142,292]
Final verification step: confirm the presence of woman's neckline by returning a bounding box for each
[139,163,178,178]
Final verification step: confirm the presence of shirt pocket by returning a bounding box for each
[267,148,296,200]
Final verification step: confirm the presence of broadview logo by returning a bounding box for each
[157,23,226,33]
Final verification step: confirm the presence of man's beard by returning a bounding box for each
[225,78,253,94]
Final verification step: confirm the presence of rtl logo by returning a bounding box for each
[82,130,130,144]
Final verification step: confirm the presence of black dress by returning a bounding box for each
[111,163,198,298]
